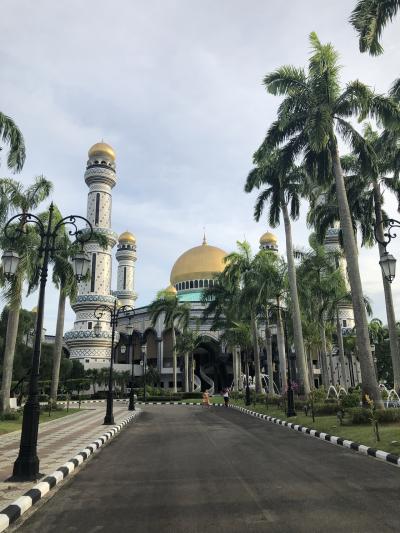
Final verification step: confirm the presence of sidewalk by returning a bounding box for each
[0,401,135,509]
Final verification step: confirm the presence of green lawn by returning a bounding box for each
[0,408,83,435]
[230,399,400,455]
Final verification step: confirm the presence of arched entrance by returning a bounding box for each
[193,337,231,392]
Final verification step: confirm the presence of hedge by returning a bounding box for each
[348,407,400,425]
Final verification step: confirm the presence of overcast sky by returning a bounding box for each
[1,0,399,334]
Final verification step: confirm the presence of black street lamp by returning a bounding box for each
[269,305,296,418]
[94,302,135,424]
[244,350,251,406]
[1,203,92,481]
[140,342,147,402]
[126,323,136,411]
[374,218,399,283]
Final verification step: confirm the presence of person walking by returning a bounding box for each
[223,388,229,407]
[202,390,211,407]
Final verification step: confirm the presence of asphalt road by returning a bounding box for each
[17,405,400,533]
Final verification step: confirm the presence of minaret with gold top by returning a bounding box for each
[115,231,137,307]
[65,142,119,368]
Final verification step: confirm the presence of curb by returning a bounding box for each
[230,404,400,468]
[0,411,140,532]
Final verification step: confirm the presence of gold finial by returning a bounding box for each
[202,227,207,245]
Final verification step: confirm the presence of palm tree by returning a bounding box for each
[148,293,190,393]
[223,241,264,393]
[350,0,399,55]
[0,112,26,172]
[245,152,310,394]
[174,326,205,392]
[255,32,399,406]
[0,176,52,413]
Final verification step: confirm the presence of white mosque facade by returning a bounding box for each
[65,143,361,391]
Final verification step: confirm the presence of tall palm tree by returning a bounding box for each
[350,0,400,55]
[255,32,399,406]
[223,241,264,393]
[148,293,190,393]
[174,326,205,392]
[245,152,311,394]
[0,176,52,413]
[0,112,26,172]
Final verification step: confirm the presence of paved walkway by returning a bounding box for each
[0,401,133,509]
[16,405,400,532]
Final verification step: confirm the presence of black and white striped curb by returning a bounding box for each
[0,411,140,532]
[54,400,224,406]
[230,404,400,467]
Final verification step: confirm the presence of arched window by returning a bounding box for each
[190,280,194,289]
[90,254,96,292]
[123,266,127,290]
[204,279,209,288]
[88,321,92,329]
[95,193,100,225]
[185,281,189,289]
[209,280,214,287]
[199,279,203,288]
[194,280,198,288]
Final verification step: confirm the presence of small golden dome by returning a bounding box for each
[118,231,136,244]
[170,240,227,285]
[260,231,278,245]
[88,142,116,161]
[165,285,177,295]
[31,306,38,313]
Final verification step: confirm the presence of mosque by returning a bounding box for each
[65,143,361,392]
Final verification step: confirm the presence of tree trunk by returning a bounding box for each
[251,310,262,393]
[50,289,66,402]
[188,352,193,392]
[275,305,287,393]
[0,302,21,413]
[331,142,382,407]
[319,326,330,388]
[281,203,310,395]
[373,183,400,391]
[184,352,189,392]
[336,309,348,388]
[265,317,275,396]
[231,345,237,391]
[172,327,177,393]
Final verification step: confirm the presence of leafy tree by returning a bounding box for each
[0,112,26,172]
[254,32,399,406]
[350,0,400,55]
[245,152,310,394]
[149,292,190,392]
[0,177,52,412]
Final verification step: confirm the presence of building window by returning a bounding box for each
[190,280,194,289]
[88,321,92,329]
[123,266,127,290]
[85,359,90,363]
[199,279,203,288]
[194,280,198,288]
[343,319,347,327]
[90,254,96,292]
[209,280,214,287]
[204,279,209,287]
[185,281,189,289]
[95,193,100,225]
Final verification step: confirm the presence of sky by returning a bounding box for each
[1,0,399,334]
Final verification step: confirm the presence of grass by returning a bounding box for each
[230,399,400,455]
[0,408,83,435]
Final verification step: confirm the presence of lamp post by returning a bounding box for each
[269,304,296,417]
[244,349,251,406]
[94,302,135,425]
[374,218,399,283]
[126,323,136,411]
[140,342,147,402]
[1,203,92,481]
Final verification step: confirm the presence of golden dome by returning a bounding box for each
[88,142,116,161]
[260,231,278,245]
[118,231,136,244]
[31,306,38,313]
[170,240,227,285]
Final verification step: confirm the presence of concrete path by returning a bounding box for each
[16,405,400,532]
[0,402,131,509]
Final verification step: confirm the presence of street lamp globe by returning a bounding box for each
[1,250,20,278]
[379,252,397,283]
[71,250,91,281]
[126,324,134,335]
[94,320,102,337]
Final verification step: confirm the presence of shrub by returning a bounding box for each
[38,394,49,402]
[348,407,400,425]
[340,391,361,409]
[181,392,203,399]
[312,403,341,415]
[0,412,20,421]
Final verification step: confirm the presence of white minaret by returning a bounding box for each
[65,142,119,368]
[115,231,137,307]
